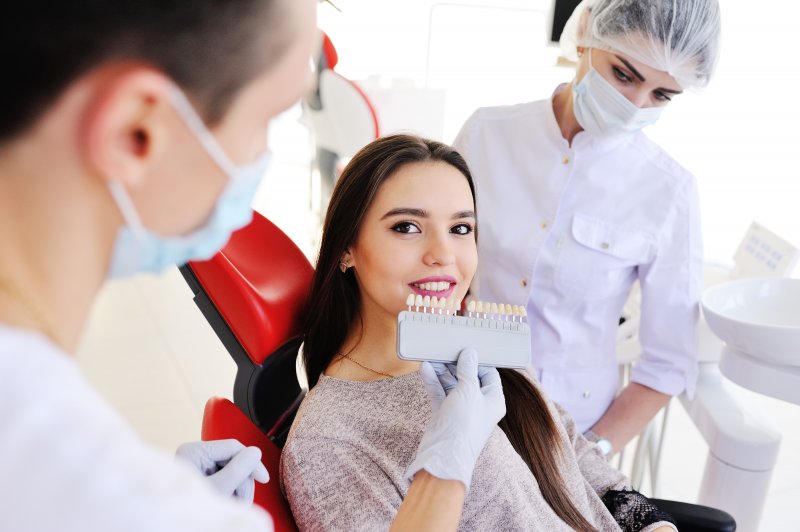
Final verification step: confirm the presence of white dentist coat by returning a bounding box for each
[454,89,702,432]
[0,325,273,532]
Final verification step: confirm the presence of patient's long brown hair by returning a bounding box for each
[302,134,596,531]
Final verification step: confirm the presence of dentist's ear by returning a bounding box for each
[79,66,175,190]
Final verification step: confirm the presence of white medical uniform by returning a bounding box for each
[0,325,273,532]
[454,88,702,432]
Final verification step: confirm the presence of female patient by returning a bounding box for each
[280,134,675,531]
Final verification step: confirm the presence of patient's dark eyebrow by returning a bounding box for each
[452,210,475,220]
[381,208,427,219]
[380,208,476,220]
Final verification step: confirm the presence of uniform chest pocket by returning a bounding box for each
[554,213,655,301]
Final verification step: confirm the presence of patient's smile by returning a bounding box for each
[409,276,456,299]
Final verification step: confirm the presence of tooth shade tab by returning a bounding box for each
[467,300,476,313]
[497,304,506,316]
[414,294,423,308]
[423,295,431,309]
[431,296,439,309]
[406,294,415,307]
[476,301,484,313]
[490,303,499,315]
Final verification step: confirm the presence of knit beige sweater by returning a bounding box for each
[280,370,672,531]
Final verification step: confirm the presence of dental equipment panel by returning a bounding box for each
[397,294,531,368]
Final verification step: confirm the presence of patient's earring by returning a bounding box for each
[339,261,348,273]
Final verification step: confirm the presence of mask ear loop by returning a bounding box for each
[107,180,147,241]
[169,87,238,177]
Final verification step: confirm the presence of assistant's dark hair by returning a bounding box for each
[302,133,596,531]
[1,0,291,141]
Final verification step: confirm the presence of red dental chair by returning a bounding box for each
[179,210,313,531]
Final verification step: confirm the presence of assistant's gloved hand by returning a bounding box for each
[175,439,269,503]
[405,348,506,490]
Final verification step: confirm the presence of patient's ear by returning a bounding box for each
[340,250,354,271]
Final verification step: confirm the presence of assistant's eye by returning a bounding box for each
[391,221,421,234]
[653,90,672,102]
[612,66,632,83]
[450,223,474,236]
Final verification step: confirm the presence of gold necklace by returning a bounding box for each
[0,275,63,349]
[338,351,395,378]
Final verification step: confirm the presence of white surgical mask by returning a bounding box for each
[106,87,271,278]
[572,49,663,138]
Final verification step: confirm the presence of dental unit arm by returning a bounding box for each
[397,295,530,368]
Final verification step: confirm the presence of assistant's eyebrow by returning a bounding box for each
[615,55,646,82]
[615,55,683,95]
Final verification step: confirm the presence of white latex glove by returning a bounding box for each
[175,439,269,503]
[405,348,506,490]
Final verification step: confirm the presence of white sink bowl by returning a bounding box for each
[702,278,800,367]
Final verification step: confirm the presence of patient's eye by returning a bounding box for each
[451,223,473,235]
[392,221,421,234]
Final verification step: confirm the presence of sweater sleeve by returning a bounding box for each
[281,436,402,532]
[552,400,628,493]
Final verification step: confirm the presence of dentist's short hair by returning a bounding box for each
[1,0,292,141]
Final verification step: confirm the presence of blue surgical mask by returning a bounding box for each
[106,87,271,278]
[572,49,663,138]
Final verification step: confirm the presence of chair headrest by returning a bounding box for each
[191,212,314,365]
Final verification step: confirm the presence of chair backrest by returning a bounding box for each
[180,211,314,441]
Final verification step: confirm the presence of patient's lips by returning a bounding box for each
[409,275,456,299]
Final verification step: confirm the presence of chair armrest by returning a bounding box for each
[648,498,736,532]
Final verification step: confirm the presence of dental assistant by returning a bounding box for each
[454,0,721,454]
[0,2,502,531]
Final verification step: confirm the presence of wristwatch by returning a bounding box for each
[584,430,613,457]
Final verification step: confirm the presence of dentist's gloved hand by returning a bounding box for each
[405,348,506,490]
[175,439,269,503]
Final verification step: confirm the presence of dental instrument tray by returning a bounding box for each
[397,295,531,368]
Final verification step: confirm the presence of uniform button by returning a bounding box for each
[600,242,610,250]
[521,278,528,288]
[562,156,570,165]
[582,390,592,399]
[540,221,548,229]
